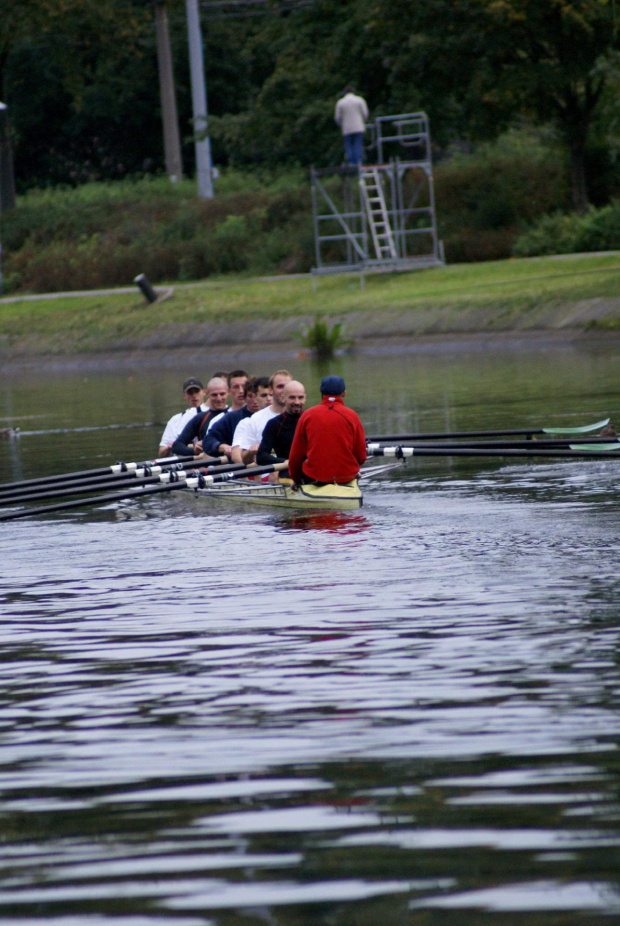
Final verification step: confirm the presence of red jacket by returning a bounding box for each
[288,395,367,484]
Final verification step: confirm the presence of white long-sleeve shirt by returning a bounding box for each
[159,404,207,449]
[232,405,279,450]
[335,92,368,135]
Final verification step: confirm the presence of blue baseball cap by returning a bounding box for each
[320,375,346,396]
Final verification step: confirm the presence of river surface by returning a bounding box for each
[1,338,620,925]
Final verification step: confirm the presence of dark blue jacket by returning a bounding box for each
[202,405,252,457]
[171,408,228,457]
[256,412,300,466]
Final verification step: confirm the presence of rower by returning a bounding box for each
[288,375,367,485]
[171,377,230,457]
[202,376,270,458]
[256,380,306,477]
[158,377,207,457]
[205,369,250,435]
[227,369,249,412]
[231,369,292,465]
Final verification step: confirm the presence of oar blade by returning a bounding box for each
[568,442,620,451]
[543,417,611,435]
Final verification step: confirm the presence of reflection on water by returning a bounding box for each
[1,342,620,924]
[276,511,371,533]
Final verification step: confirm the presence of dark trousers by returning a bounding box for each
[344,132,364,166]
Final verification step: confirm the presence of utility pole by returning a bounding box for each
[154,1,183,182]
[185,0,213,199]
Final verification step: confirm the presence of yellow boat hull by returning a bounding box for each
[198,479,362,511]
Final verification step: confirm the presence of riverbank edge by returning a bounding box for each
[3,254,620,372]
[2,311,618,376]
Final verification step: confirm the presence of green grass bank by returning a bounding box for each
[2,253,620,361]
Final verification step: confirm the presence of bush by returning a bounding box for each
[1,171,316,293]
[576,201,620,251]
[435,127,571,262]
[512,200,620,257]
[1,130,598,293]
[512,213,588,257]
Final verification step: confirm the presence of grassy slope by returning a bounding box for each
[1,253,620,357]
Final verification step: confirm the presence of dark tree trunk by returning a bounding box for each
[567,136,589,214]
[0,105,16,212]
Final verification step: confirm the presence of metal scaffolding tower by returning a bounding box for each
[311,112,444,285]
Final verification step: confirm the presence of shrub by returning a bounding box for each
[575,201,620,251]
[1,171,316,293]
[512,213,587,257]
[512,201,620,257]
[435,127,571,261]
[211,215,252,274]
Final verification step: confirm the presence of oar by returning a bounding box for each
[0,460,248,507]
[569,442,620,452]
[360,461,406,479]
[0,453,223,496]
[365,417,612,442]
[366,437,620,451]
[11,422,154,437]
[366,444,620,460]
[0,462,288,522]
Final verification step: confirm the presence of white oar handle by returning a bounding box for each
[367,444,414,457]
[111,462,139,474]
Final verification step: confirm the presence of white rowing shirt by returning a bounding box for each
[232,405,279,449]
[159,404,207,448]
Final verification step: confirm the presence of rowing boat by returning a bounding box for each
[0,416,612,521]
[198,478,363,510]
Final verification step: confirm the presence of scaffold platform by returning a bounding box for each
[311,112,444,286]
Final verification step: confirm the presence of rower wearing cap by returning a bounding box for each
[171,377,230,457]
[288,375,366,485]
[158,377,207,457]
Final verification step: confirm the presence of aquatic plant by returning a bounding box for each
[298,317,352,361]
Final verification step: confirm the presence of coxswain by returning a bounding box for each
[288,375,366,485]
[158,377,207,457]
[202,376,270,458]
[171,377,229,457]
[256,380,306,477]
[231,369,292,465]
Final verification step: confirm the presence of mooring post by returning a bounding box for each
[134,274,158,304]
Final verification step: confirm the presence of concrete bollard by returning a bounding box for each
[134,273,158,304]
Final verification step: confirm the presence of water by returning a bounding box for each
[1,339,620,924]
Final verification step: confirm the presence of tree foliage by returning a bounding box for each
[2,0,156,185]
[2,0,620,211]
[362,0,620,210]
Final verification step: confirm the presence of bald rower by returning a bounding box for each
[256,380,306,477]
[171,377,230,457]
[231,369,293,465]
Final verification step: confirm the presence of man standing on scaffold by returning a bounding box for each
[335,85,369,167]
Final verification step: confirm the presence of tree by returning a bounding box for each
[2,0,156,187]
[364,0,620,212]
[206,0,389,167]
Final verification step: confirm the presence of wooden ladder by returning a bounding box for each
[359,167,398,261]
